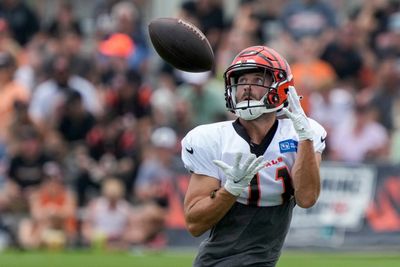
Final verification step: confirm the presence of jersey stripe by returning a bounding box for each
[248,173,261,206]
[233,120,279,206]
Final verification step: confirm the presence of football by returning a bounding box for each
[148,17,214,72]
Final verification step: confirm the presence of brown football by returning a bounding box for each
[148,17,214,72]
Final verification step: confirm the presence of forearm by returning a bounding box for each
[292,140,320,208]
[184,188,237,237]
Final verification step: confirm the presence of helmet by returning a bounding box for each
[223,46,294,120]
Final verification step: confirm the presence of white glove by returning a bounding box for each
[213,153,266,196]
[282,86,314,141]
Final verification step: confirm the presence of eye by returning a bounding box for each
[255,77,264,85]
[238,77,247,83]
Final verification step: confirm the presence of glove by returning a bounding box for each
[282,86,314,141]
[213,153,266,196]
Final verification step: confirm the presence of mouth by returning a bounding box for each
[241,96,256,102]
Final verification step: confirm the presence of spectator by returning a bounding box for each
[0,0,40,46]
[96,32,135,85]
[104,69,151,120]
[0,52,30,141]
[252,0,287,44]
[179,0,225,51]
[280,0,337,42]
[134,127,182,205]
[290,35,337,115]
[308,85,354,159]
[6,101,35,156]
[353,0,400,56]
[330,103,389,163]
[150,71,180,127]
[177,71,227,126]
[215,0,263,77]
[320,22,364,86]
[57,91,96,145]
[133,127,189,247]
[369,56,400,133]
[0,18,21,59]
[44,1,82,39]
[18,162,77,250]
[14,35,49,92]
[110,1,150,74]
[5,128,51,211]
[66,144,100,207]
[82,177,132,250]
[29,53,102,131]
[75,116,137,207]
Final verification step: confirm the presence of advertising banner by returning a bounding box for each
[286,163,400,248]
[291,163,376,229]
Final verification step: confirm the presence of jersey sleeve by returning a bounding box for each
[181,126,221,180]
[309,118,327,154]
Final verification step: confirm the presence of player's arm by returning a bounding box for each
[291,142,321,208]
[282,86,324,208]
[184,173,236,237]
[184,153,265,237]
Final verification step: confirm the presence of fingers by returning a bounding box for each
[241,153,256,170]
[253,159,267,173]
[214,154,265,183]
[247,156,265,173]
[288,86,298,96]
[287,88,300,112]
[213,160,231,171]
[281,108,293,119]
[286,86,305,114]
[233,152,243,168]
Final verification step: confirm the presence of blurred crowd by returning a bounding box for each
[0,0,399,251]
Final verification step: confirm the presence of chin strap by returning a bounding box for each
[235,100,283,120]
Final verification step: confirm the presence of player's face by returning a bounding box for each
[236,72,273,102]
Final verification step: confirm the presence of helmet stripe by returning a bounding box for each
[254,52,274,68]
[264,48,284,70]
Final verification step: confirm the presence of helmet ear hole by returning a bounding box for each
[277,71,286,81]
[265,90,279,105]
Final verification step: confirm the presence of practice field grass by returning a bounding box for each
[1,249,399,267]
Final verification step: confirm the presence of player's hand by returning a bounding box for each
[282,86,314,141]
[213,153,266,196]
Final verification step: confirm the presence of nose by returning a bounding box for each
[243,84,252,92]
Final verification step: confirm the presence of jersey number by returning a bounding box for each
[275,166,294,202]
[248,166,294,206]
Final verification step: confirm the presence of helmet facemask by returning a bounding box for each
[223,46,294,120]
[225,64,287,120]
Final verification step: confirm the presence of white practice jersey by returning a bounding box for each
[181,118,326,207]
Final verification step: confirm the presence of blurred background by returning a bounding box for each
[0,0,400,262]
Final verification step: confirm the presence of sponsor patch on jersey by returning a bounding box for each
[279,139,298,153]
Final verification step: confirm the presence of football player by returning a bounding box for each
[181,45,326,266]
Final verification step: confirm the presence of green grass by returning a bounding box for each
[278,251,400,267]
[1,249,399,267]
[0,250,194,267]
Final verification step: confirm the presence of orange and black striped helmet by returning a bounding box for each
[223,46,294,120]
